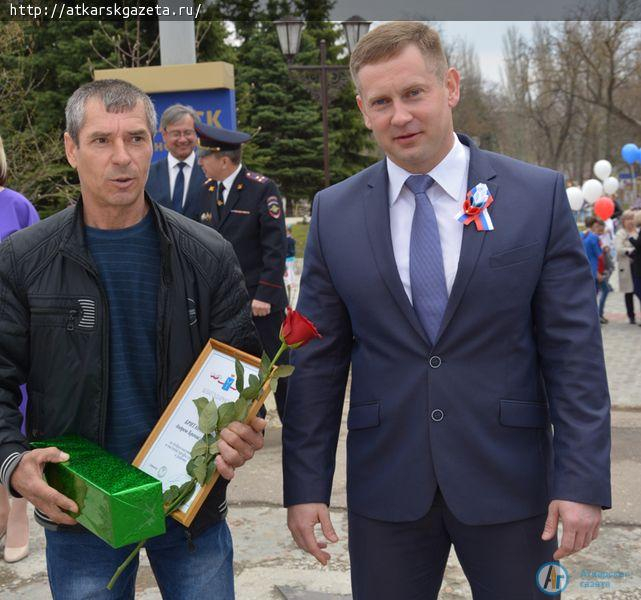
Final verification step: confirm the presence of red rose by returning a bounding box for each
[279,307,322,348]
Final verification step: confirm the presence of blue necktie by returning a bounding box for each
[407,174,448,344]
[172,162,186,213]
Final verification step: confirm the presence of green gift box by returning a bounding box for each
[31,435,166,548]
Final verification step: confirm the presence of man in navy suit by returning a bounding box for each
[283,22,611,598]
[146,104,206,219]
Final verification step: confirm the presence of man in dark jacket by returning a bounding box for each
[0,79,264,599]
[195,123,290,420]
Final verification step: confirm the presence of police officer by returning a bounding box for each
[195,123,289,420]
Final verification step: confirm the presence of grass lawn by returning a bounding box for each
[291,222,310,257]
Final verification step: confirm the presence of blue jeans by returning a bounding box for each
[598,279,611,317]
[45,518,234,600]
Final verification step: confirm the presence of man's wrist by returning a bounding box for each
[0,449,28,498]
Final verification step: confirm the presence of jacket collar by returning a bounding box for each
[60,194,173,281]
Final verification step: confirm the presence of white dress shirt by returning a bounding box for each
[168,151,196,208]
[219,163,243,204]
[387,134,470,302]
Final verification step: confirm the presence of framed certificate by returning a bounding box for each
[133,339,269,526]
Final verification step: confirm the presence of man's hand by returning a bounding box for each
[287,503,339,566]
[214,416,266,480]
[542,500,601,560]
[10,448,78,526]
[251,299,271,317]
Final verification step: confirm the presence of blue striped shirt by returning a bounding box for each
[86,212,161,462]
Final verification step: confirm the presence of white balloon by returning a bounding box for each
[582,179,604,204]
[603,176,619,195]
[566,187,584,211]
[593,160,612,181]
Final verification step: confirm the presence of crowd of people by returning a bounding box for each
[582,210,641,325]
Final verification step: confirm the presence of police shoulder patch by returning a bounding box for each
[266,195,282,219]
[245,170,268,184]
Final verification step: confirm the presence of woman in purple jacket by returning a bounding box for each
[0,135,39,563]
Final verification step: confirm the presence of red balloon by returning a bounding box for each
[594,196,615,220]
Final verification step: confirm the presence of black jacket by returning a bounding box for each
[197,166,288,309]
[629,233,641,278]
[0,197,261,537]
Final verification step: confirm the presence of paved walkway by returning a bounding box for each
[1,292,639,599]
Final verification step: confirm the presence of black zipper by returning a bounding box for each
[31,307,79,331]
[66,309,78,331]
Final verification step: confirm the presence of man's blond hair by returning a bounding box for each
[349,21,448,91]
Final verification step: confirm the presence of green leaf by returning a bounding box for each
[248,374,260,389]
[193,457,208,485]
[205,457,218,483]
[273,365,295,379]
[235,359,245,394]
[270,378,279,393]
[217,401,237,430]
[234,398,248,422]
[186,457,198,478]
[190,438,209,458]
[192,396,209,416]
[259,352,271,381]
[198,400,219,435]
[240,383,260,401]
[178,480,194,496]
[209,441,219,455]
[162,485,180,505]
[177,480,196,506]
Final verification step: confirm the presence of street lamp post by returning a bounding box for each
[274,16,371,189]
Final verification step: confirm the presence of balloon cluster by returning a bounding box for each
[566,160,618,219]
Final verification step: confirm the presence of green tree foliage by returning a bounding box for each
[230,1,373,206]
[0,17,161,216]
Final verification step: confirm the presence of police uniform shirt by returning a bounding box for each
[219,163,243,204]
[198,167,288,310]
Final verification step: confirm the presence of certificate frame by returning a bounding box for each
[133,339,270,527]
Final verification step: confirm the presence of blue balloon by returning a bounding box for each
[637,147,641,164]
[622,143,639,164]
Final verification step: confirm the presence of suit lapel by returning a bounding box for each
[433,134,498,345]
[159,159,171,206]
[219,168,244,228]
[364,161,431,347]
[183,162,205,218]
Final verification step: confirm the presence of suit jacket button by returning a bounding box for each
[431,409,444,422]
[429,356,442,368]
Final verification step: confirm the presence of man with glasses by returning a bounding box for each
[146,104,206,217]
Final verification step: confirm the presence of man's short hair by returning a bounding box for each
[159,104,200,131]
[349,21,448,91]
[0,135,7,187]
[217,148,242,165]
[65,79,157,145]
[584,216,596,228]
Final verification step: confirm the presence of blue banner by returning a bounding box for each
[149,88,236,163]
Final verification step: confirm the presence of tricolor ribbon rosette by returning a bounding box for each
[456,183,494,231]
